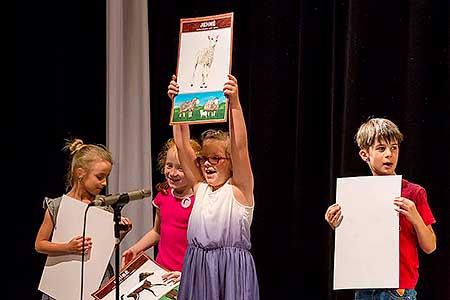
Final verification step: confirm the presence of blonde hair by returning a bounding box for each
[63,139,113,190]
[355,118,404,150]
[199,129,231,156]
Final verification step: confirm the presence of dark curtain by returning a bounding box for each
[14,1,107,300]
[15,0,448,299]
[148,1,449,299]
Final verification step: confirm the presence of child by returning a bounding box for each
[35,138,132,300]
[325,118,436,300]
[168,74,260,299]
[121,138,200,284]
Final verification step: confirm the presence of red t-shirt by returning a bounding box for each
[152,188,195,271]
[399,179,436,288]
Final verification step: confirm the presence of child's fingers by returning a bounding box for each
[166,272,180,280]
[325,204,340,221]
[162,271,181,284]
[331,210,341,224]
[335,214,343,227]
[227,74,237,82]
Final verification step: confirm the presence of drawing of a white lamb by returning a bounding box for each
[199,110,208,118]
[202,97,220,117]
[178,97,200,118]
[190,34,219,89]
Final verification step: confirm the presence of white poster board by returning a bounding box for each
[333,175,401,289]
[170,12,234,125]
[38,195,116,300]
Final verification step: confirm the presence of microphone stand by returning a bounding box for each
[111,193,130,300]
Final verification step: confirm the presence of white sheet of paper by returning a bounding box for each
[177,28,232,93]
[38,195,115,300]
[333,175,401,289]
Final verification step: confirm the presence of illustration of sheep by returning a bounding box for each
[190,35,219,89]
[199,110,208,118]
[200,97,220,117]
[178,97,200,118]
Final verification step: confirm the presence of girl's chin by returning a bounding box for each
[206,178,227,188]
[205,177,218,185]
[169,182,185,189]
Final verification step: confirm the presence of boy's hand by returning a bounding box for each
[167,75,179,101]
[325,203,343,229]
[394,197,421,225]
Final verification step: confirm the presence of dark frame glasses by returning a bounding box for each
[196,156,230,165]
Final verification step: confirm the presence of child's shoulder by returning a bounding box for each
[401,178,427,201]
[43,195,63,210]
[153,188,173,207]
[401,178,425,191]
[42,196,64,222]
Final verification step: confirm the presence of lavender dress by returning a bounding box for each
[178,182,259,300]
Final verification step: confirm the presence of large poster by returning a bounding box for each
[170,12,234,125]
[38,195,115,300]
[334,175,401,289]
[92,252,179,300]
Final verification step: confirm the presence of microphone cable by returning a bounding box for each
[80,204,91,300]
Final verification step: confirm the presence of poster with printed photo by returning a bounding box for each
[92,252,179,300]
[170,12,234,125]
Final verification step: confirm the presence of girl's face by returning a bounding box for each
[359,139,399,176]
[80,160,112,196]
[164,147,189,191]
[198,140,232,187]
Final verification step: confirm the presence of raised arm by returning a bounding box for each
[224,74,254,206]
[168,75,203,190]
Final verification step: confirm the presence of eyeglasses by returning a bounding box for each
[196,155,230,165]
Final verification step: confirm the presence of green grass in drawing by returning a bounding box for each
[172,91,227,123]
[172,103,226,122]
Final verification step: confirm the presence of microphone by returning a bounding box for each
[89,188,152,207]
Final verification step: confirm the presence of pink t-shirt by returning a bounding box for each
[153,188,195,271]
[399,179,436,288]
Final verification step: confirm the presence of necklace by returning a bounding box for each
[171,189,193,208]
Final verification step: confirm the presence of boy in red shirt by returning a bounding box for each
[325,118,436,300]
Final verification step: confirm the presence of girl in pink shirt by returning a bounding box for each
[122,138,200,283]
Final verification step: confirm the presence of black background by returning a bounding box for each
[14,0,449,299]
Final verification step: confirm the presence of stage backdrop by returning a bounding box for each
[14,0,449,300]
[146,1,449,300]
[106,0,153,260]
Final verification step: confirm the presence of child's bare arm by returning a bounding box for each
[394,197,436,253]
[226,74,254,206]
[35,210,93,255]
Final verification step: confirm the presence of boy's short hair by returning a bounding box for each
[355,118,404,150]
